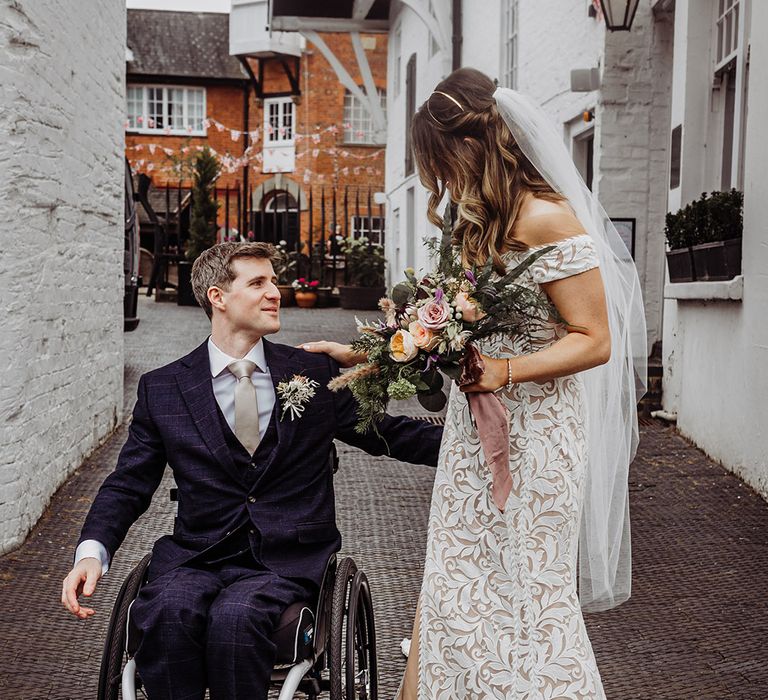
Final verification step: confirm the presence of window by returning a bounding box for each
[351,215,385,245]
[393,25,402,98]
[405,54,417,176]
[711,0,745,189]
[572,129,594,192]
[715,0,740,70]
[264,97,295,144]
[343,88,387,145]
[500,0,518,89]
[126,85,206,135]
[429,0,441,58]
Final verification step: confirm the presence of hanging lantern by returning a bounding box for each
[598,0,640,31]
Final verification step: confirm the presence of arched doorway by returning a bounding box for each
[252,189,299,250]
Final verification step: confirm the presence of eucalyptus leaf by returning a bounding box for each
[442,364,462,381]
[418,390,447,412]
[423,369,444,392]
[391,283,412,306]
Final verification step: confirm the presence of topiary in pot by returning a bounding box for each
[178,148,220,306]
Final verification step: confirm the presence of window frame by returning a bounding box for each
[126,84,207,136]
[263,97,296,146]
[350,214,386,245]
[405,54,417,176]
[500,0,518,90]
[343,88,387,145]
[711,0,747,190]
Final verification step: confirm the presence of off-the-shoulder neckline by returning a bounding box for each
[501,233,592,256]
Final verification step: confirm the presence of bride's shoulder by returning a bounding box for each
[512,197,586,248]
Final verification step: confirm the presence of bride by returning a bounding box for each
[305,67,646,699]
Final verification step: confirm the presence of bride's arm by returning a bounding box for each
[301,341,367,368]
[461,266,611,392]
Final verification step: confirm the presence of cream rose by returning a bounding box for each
[389,329,418,362]
[417,297,451,330]
[408,320,440,351]
[454,291,483,322]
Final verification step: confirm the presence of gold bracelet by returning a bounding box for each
[506,358,513,388]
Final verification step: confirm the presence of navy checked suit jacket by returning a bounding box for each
[78,338,443,586]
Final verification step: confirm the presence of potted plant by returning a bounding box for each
[292,277,320,308]
[338,236,387,310]
[273,240,299,306]
[665,189,743,283]
[690,189,743,281]
[664,205,698,283]
[179,148,220,306]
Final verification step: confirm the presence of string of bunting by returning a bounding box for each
[126,116,378,146]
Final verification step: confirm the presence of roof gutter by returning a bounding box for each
[452,0,462,71]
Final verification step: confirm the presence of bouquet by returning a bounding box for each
[329,208,560,510]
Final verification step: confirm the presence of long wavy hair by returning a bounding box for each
[411,68,563,273]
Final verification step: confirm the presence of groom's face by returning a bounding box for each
[217,256,281,336]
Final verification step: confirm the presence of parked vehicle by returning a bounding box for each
[124,159,140,331]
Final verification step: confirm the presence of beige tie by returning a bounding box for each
[228,359,261,455]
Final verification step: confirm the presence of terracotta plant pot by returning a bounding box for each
[277,284,295,307]
[294,291,318,308]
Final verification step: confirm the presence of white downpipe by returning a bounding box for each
[122,658,137,699]
[276,659,314,700]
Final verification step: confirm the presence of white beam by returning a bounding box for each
[352,0,378,20]
[351,32,387,135]
[300,30,369,105]
[399,0,450,53]
[272,16,389,33]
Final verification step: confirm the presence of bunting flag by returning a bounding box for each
[125,113,386,177]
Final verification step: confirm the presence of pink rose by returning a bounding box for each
[454,291,483,322]
[417,298,451,330]
[408,320,440,351]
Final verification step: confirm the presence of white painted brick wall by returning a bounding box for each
[387,0,669,351]
[597,3,673,351]
[0,0,125,553]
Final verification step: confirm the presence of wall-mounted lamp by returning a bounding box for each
[598,0,640,31]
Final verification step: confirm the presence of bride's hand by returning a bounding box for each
[459,355,509,393]
[300,341,368,368]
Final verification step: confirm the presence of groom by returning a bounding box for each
[61,242,442,699]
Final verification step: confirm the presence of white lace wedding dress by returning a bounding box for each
[413,233,607,699]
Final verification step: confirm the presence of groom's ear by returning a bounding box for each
[208,286,225,315]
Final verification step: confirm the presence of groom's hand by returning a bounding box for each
[61,557,102,619]
[300,341,367,368]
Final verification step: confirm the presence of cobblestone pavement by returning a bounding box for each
[1,296,767,699]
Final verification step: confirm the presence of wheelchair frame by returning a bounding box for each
[96,445,378,699]
[97,551,377,700]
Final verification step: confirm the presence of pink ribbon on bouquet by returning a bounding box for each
[459,345,512,512]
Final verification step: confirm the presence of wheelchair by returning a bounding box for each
[97,450,378,699]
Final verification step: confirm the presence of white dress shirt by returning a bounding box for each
[75,337,275,575]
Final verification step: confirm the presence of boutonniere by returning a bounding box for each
[276,374,320,421]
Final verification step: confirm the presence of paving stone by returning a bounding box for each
[1,295,767,698]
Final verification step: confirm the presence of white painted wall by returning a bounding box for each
[385,0,453,281]
[662,0,768,498]
[386,0,667,353]
[0,0,125,553]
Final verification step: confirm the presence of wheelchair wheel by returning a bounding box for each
[329,558,378,700]
[97,554,151,700]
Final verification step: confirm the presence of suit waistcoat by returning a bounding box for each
[200,404,280,564]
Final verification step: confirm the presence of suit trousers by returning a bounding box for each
[130,551,316,700]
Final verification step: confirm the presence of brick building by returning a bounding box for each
[126,9,387,273]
